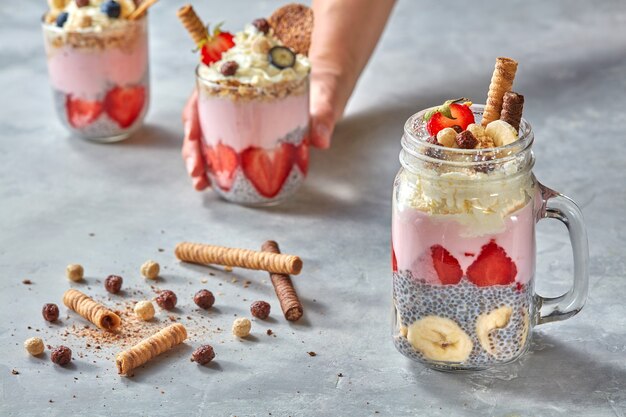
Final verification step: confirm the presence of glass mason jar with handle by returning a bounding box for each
[391,105,589,371]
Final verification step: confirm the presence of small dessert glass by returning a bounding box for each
[195,69,310,206]
[42,16,150,143]
[391,105,589,371]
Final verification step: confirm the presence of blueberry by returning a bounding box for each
[101,0,121,18]
[268,46,296,69]
[56,11,69,27]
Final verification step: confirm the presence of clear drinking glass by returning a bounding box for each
[42,17,150,143]
[195,70,310,206]
[391,105,589,371]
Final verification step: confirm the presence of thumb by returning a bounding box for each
[309,70,340,149]
[310,104,334,150]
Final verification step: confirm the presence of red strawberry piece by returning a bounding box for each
[295,138,309,175]
[66,95,103,128]
[200,28,235,66]
[204,142,238,191]
[430,245,463,285]
[424,99,475,136]
[241,143,295,198]
[104,86,145,128]
[466,240,517,287]
[392,243,398,273]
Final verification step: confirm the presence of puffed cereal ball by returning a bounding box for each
[140,260,160,280]
[232,317,251,338]
[134,300,155,321]
[66,264,84,282]
[24,337,45,356]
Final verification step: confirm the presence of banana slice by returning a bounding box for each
[485,120,518,147]
[436,127,458,148]
[118,0,137,18]
[476,306,513,356]
[407,316,473,362]
[48,0,68,10]
[396,310,408,337]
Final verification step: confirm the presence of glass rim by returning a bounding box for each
[195,64,310,92]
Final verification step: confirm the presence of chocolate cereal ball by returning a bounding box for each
[250,301,271,320]
[42,303,59,322]
[191,345,215,365]
[193,289,215,309]
[104,275,123,294]
[51,345,72,366]
[156,290,177,310]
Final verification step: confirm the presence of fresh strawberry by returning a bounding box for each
[104,86,145,128]
[466,240,517,287]
[241,143,295,198]
[391,243,398,273]
[295,137,309,175]
[66,95,103,128]
[424,98,475,136]
[204,142,238,191]
[430,245,463,285]
[200,24,235,66]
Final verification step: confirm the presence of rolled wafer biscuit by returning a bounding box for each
[175,242,303,275]
[63,289,121,331]
[262,241,303,322]
[177,4,208,46]
[128,0,158,20]
[481,57,518,127]
[116,323,187,376]
[500,91,525,132]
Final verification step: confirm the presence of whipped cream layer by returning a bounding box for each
[396,163,536,237]
[197,25,310,87]
[46,0,136,32]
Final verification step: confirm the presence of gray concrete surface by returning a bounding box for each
[1,0,625,416]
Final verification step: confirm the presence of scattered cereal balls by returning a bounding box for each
[232,317,251,338]
[191,345,215,365]
[24,337,45,356]
[134,301,155,321]
[42,303,59,322]
[66,264,84,282]
[140,260,160,280]
[194,289,215,309]
[105,275,123,294]
[250,301,271,320]
[50,346,72,366]
[156,290,177,310]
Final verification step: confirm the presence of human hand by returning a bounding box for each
[181,89,210,191]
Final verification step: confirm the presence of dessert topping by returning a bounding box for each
[101,0,121,18]
[455,130,478,149]
[268,46,296,69]
[56,11,69,27]
[200,24,235,66]
[484,119,517,147]
[252,17,270,34]
[219,60,238,76]
[424,98,475,136]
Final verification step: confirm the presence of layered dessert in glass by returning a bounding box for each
[178,4,312,205]
[42,0,151,142]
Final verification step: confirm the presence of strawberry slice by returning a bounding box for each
[430,245,463,285]
[241,143,295,198]
[295,138,309,175]
[424,98,475,136]
[104,86,145,128]
[66,95,103,128]
[200,25,235,66]
[204,142,238,191]
[391,243,398,273]
[467,240,517,287]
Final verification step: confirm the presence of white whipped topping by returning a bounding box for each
[50,0,134,32]
[197,25,310,87]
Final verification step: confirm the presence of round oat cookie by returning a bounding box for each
[269,3,313,56]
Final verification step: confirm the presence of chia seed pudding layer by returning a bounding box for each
[52,77,149,141]
[393,270,534,368]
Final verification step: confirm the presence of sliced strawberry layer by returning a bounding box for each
[426,102,475,136]
[204,142,238,191]
[104,86,146,129]
[430,245,463,285]
[466,240,517,287]
[241,143,295,198]
[66,95,103,128]
[391,243,398,273]
[296,137,309,175]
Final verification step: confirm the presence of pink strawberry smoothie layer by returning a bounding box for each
[197,93,309,152]
[46,41,147,100]
[392,200,536,284]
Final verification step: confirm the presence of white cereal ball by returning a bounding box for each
[232,317,251,338]
[140,260,160,280]
[24,337,45,356]
[66,264,84,282]
[134,300,155,321]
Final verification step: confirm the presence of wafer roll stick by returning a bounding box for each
[116,323,187,376]
[481,57,518,127]
[177,4,208,46]
[175,242,303,275]
[500,91,525,131]
[262,241,303,322]
[128,0,158,20]
[63,289,121,331]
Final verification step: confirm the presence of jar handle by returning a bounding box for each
[535,183,589,325]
